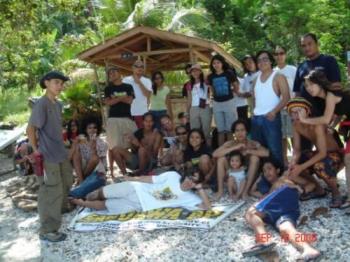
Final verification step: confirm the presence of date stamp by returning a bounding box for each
[256,232,317,243]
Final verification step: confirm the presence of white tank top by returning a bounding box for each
[253,71,280,115]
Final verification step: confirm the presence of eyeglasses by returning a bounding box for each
[257,57,270,63]
[176,131,187,136]
[87,126,97,129]
[274,52,285,56]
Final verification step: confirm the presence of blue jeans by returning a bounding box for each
[251,114,283,168]
[150,110,167,130]
[69,171,106,198]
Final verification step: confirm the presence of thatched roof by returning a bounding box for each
[77,26,241,73]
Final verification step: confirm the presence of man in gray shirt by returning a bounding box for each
[27,71,73,242]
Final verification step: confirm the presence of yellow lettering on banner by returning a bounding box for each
[186,210,224,220]
[161,208,182,220]
[202,210,223,219]
[144,208,172,219]
[117,212,137,221]
[186,210,205,220]
[132,212,147,220]
[79,214,119,223]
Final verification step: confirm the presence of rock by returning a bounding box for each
[14,199,37,212]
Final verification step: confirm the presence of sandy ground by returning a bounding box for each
[1,152,350,262]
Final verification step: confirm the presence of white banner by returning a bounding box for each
[69,202,245,232]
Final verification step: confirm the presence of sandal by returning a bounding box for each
[296,251,323,262]
[300,191,327,201]
[330,196,343,208]
[242,242,276,257]
[340,200,350,209]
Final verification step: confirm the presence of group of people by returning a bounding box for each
[25,32,350,261]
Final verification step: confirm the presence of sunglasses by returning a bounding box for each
[274,52,285,56]
[133,65,144,68]
[257,57,270,63]
[176,131,187,136]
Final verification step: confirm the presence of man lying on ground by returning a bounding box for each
[287,97,344,208]
[71,170,211,214]
[243,159,321,261]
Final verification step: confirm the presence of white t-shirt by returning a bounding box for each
[234,72,259,107]
[190,82,209,107]
[123,75,152,116]
[274,65,296,97]
[131,171,202,211]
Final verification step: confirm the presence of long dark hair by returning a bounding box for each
[305,70,346,97]
[66,119,79,143]
[190,70,205,90]
[210,54,230,74]
[151,71,164,95]
[81,116,102,137]
[187,128,206,151]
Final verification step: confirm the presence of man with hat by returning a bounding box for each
[287,97,343,208]
[27,71,73,242]
[104,66,136,177]
[123,60,152,128]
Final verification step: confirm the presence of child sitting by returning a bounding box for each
[227,151,246,200]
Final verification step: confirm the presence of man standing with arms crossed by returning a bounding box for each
[123,60,152,128]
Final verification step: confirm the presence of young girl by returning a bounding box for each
[300,69,350,209]
[186,64,212,145]
[71,117,108,183]
[207,54,239,146]
[63,119,79,148]
[227,151,246,200]
[149,71,172,130]
[184,129,215,186]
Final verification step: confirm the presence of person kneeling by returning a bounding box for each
[71,170,211,213]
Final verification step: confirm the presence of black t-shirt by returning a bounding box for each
[293,54,341,116]
[207,70,237,102]
[184,145,212,166]
[104,83,134,118]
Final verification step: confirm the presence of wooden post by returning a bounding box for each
[147,36,151,52]
[189,44,195,64]
[92,64,107,130]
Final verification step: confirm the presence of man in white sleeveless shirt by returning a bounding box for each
[251,50,290,170]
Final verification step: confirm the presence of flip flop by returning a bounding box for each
[297,251,323,262]
[330,196,343,208]
[300,191,327,201]
[340,200,350,209]
[242,242,276,257]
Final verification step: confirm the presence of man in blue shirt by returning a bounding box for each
[293,33,341,116]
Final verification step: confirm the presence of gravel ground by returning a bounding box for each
[0,153,350,262]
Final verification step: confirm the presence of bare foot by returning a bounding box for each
[230,195,238,201]
[86,189,100,201]
[70,198,85,207]
[242,193,249,200]
[298,248,321,262]
[214,192,223,201]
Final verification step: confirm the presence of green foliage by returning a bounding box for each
[1,0,349,125]
[60,79,100,121]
